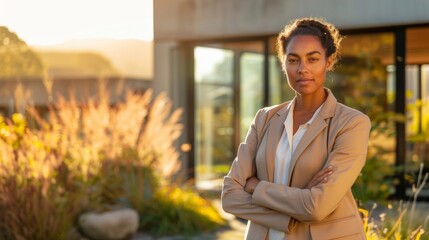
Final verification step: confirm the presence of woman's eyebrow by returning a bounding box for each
[306,51,322,56]
[286,53,299,57]
[286,51,322,57]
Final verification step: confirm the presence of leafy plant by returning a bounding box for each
[353,146,397,204]
[139,185,226,237]
[0,114,84,239]
[0,88,225,239]
[361,163,429,240]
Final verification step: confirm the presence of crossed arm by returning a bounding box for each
[221,108,371,232]
[244,166,333,194]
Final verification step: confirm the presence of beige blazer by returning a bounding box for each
[222,89,371,240]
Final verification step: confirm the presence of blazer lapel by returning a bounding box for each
[288,89,337,181]
[265,104,289,182]
[289,116,327,173]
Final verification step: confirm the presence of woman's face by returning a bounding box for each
[283,35,332,96]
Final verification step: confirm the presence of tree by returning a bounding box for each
[0,26,44,80]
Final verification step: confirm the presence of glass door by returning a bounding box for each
[194,46,234,188]
[239,52,264,141]
[194,41,265,189]
[403,27,429,198]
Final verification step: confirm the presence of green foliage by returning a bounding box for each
[114,154,160,210]
[196,164,231,179]
[363,201,428,240]
[140,186,226,237]
[0,26,44,79]
[0,89,224,239]
[330,54,404,204]
[353,148,397,204]
[362,164,429,240]
[0,114,83,239]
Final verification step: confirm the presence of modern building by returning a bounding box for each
[153,0,429,198]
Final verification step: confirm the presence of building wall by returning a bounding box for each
[154,0,429,41]
[153,42,177,96]
[153,0,429,96]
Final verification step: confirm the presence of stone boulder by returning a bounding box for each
[78,208,139,240]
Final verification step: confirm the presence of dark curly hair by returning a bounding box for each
[276,18,343,71]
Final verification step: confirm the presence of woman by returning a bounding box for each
[221,18,371,240]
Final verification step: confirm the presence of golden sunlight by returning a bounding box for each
[0,0,153,45]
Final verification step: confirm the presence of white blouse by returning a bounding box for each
[269,100,324,240]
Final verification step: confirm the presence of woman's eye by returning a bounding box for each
[287,58,298,64]
[308,58,319,62]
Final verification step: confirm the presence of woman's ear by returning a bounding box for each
[326,56,334,71]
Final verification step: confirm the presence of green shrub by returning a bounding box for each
[0,89,226,239]
[352,114,404,205]
[0,114,84,239]
[353,151,397,204]
[139,185,226,237]
[362,163,429,240]
[362,202,428,240]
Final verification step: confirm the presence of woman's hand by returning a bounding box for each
[245,166,333,193]
[305,165,333,189]
[244,176,260,194]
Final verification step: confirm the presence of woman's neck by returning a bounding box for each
[294,89,327,113]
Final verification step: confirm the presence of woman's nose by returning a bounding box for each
[297,62,308,74]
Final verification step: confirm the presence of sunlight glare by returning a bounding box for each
[0,0,153,45]
[195,47,230,82]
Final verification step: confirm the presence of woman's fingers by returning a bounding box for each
[306,165,333,189]
[315,165,333,178]
[244,177,260,194]
[318,166,333,182]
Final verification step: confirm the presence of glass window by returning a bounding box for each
[329,33,397,199]
[422,65,429,134]
[403,64,429,197]
[405,27,429,195]
[194,41,265,189]
[240,52,264,141]
[406,65,420,137]
[194,47,234,187]
[330,32,396,166]
[268,36,295,105]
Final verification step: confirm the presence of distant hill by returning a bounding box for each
[37,51,118,79]
[33,39,153,79]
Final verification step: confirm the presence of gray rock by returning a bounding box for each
[79,208,139,240]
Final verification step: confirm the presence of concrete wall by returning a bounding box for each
[154,0,429,41]
[153,42,177,96]
[153,0,429,97]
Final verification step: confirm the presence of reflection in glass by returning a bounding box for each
[406,65,420,137]
[194,43,266,188]
[331,32,396,165]
[406,27,429,193]
[422,65,429,134]
[194,47,234,185]
[240,53,264,141]
[268,37,295,105]
[404,65,429,185]
[329,33,397,199]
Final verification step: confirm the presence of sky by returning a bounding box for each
[0,0,153,45]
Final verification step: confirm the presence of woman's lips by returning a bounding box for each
[296,78,313,83]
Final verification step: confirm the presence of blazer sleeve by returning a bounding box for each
[221,108,296,233]
[251,112,371,223]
